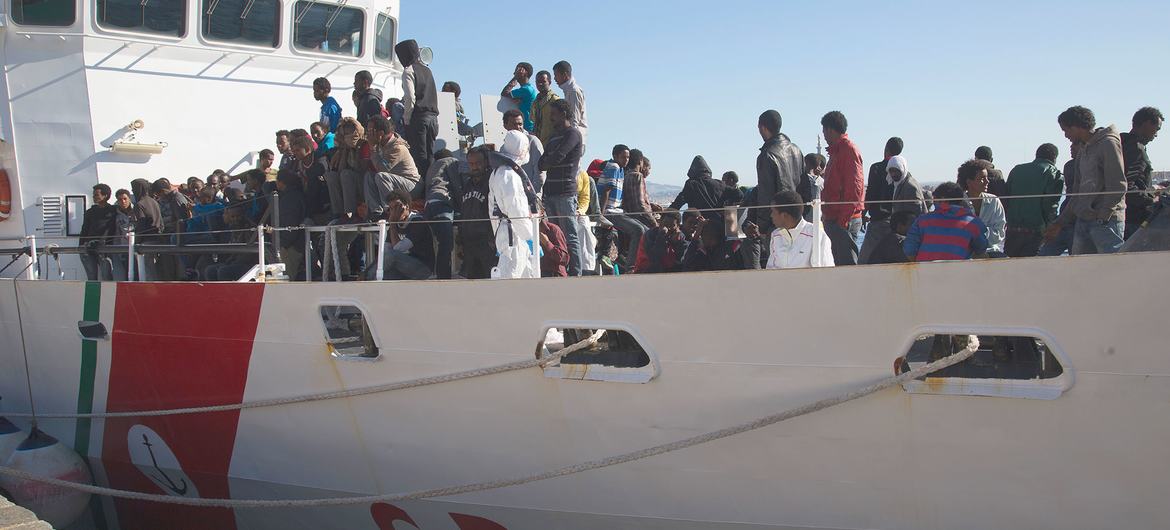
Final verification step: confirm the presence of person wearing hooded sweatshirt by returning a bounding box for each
[752,110,804,237]
[1046,106,1126,254]
[327,117,369,220]
[353,71,384,128]
[489,130,538,278]
[860,155,924,264]
[394,39,440,177]
[670,155,727,224]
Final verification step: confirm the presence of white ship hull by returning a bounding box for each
[2,252,1168,529]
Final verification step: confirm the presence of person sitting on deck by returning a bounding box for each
[369,189,434,281]
[766,190,834,269]
[364,114,421,220]
[867,210,916,265]
[538,208,570,278]
[904,181,989,262]
[203,205,259,281]
[635,209,686,274]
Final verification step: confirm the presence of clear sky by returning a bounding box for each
[401,0,1168,187]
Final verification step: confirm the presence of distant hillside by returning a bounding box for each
[646,182,683,205]
[1155,171,1170,184]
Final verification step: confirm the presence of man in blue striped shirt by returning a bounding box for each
[599,145,647,270]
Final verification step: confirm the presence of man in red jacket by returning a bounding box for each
[821,111,864,265]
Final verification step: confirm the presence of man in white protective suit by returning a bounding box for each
[489,130,540,278]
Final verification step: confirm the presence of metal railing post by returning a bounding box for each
[812,199,823,266]
[304,226,312,282]
[375,220,387,281]
[257,225,266,282]
[127,231,136,282]
[26,235,37,280]
[271,191,281,261]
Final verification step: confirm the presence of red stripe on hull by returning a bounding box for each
[101,283,265,529]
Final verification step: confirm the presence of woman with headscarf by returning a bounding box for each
[488,130,539,278]
[860,155,926,264]
[886,155,926,215]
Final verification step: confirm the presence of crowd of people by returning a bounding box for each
[75,39,1165,281]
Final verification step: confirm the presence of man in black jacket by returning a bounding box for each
[751,110,803,237]
[394,40,440,177]
[79,183,119,280]
[1121,106,1163,239]
[865,137,903,224]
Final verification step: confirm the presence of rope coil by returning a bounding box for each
[0,337,978,508]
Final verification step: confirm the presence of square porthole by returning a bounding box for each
[540,327,658,383]
[897,332,1071,400]
[320,304,380,360]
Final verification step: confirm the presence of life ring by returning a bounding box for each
[0,169,11,221]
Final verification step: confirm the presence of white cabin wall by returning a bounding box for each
[0,0,403,253]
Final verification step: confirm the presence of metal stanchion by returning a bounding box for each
[375,220,387,281]
[257,225,266,282]
[127,232,136,282]
[26,235,37,280]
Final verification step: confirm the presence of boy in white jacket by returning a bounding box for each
[766,190,834,269]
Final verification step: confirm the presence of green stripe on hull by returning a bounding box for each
[74,281,101,455]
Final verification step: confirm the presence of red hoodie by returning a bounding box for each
[823,133,865,228]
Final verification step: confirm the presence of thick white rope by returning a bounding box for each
[2,331,606,420]
[0,337,978,508]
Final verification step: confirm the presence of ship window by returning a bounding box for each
[320,304,380,359]
[373,13,396,64]
[96,0,187,37]
[10,0,75,26]
[292,1,364,58]
[540,327,657,383]
[201,0,280,48]
[897,333,1070,400]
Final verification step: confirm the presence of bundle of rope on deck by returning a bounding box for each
[0,336,979,508]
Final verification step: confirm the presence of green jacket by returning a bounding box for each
[1005,159,1063,230]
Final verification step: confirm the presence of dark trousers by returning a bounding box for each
[1005,227,1043,258]
[825,218,860,266]
[425,203,454,279]
[461,240,497,279]
[405,113,438,177]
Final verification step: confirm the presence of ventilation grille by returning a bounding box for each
[41,195,65,237]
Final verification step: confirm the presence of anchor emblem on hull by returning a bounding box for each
[141,434,188,495]
[127,424,200,498]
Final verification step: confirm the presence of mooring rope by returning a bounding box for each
[0,337,979,508]
[1,331,606,420]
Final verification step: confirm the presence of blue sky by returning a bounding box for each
[402,0,1168,187]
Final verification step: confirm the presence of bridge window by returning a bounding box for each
[201,0,280,48]
[373,13,396,64]
[97,0,187,37]
[292,1,364,58]
[10,0,75,26]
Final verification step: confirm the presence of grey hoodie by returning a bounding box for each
[1057,125,1126,225]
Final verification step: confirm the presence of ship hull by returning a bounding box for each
[2,252,1168,530]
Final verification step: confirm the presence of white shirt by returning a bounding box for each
[557,77,588,131]
[766,219,835,269]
